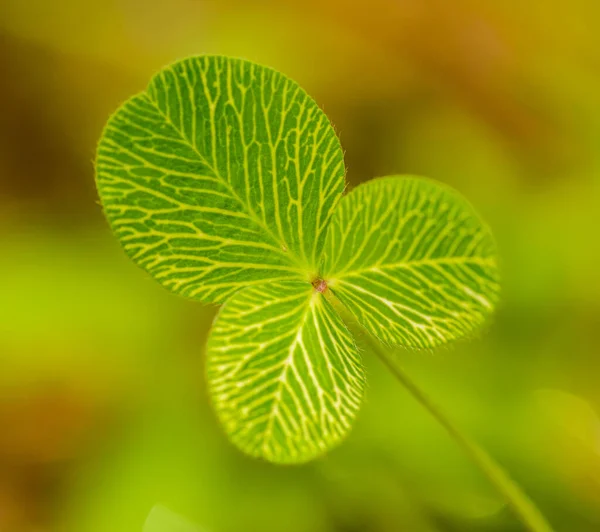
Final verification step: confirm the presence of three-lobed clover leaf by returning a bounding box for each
[96,55,500,463]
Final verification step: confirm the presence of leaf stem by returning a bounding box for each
[325,291,553,531]
[364,334,554,532]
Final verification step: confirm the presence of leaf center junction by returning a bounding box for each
[311,278,328,293]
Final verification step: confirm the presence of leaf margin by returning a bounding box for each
[321,174,501,349]
[205,280,365,464]
[95,54,346,304]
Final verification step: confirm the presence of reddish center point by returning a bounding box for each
[312,278,328,293]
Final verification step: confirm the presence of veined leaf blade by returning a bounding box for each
[207,281,365,463]
[95,56,345,303]
[322,176,500,348]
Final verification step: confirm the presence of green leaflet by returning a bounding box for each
[207,281,364,463]
[95,56,344,303]
[321,176,500,348]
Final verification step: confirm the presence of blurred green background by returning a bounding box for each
[1,1,599,530]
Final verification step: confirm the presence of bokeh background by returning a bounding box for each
[1,1,599,530]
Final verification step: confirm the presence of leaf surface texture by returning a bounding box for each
[96,56,344,302]
[322,176,500,348]
[207,281,364,463]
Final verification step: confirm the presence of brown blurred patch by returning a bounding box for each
[0,32,141,227]
[293,0,586,179]
[0,379,116,532]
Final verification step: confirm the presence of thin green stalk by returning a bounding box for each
[364,334,553,532]
[326,292,553,531]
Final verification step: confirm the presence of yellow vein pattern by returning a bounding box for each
[95,56,345,303]
[207,281,365,463]
[322,176,500,348]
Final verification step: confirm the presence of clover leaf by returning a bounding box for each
[207,281,364,463]
[96,55,344,302]
[321,176,499,348]
[95,55,499,463]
